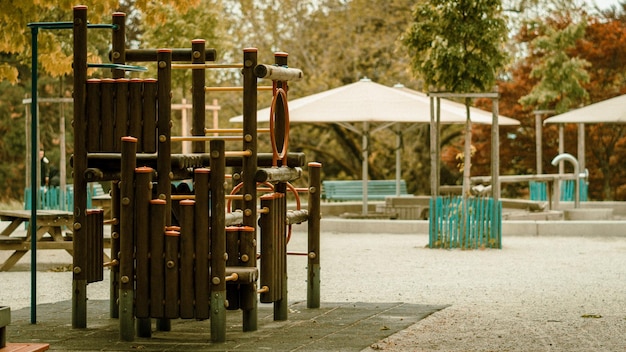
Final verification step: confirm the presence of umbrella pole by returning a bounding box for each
[462,116,472,198]
[395,125,402,197]
[362,121,369,216]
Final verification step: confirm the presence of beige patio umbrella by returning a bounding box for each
[544,94,626,173]
[544,94,626,124]
[230,78,519,214]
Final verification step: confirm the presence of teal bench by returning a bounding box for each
[322,180,409,202]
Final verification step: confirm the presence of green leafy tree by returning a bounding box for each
[403,0,508,197]
[403,0,508,93]
[519,19,590,113]
[0,0,200,83]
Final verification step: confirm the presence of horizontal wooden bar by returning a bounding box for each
[225,150,252,157]
[254,64,303,81]
[204,86,273,92]
[119,48,217,62]
[286,209,309,225]
[204,128,270,134]
[224,267,258,284]
[172,63,244,69]
[471,172,587,184]
[171,136,243,142]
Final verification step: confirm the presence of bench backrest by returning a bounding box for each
[322,180,408,201]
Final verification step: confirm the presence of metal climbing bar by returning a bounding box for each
[87,63,148,72]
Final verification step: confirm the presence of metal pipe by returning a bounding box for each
[551,153,580,208]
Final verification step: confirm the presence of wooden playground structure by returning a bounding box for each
[69,5,321,342]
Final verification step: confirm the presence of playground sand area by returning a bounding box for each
[1,226,625,351]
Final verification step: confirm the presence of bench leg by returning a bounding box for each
[0,250,27,271]
[0,219,23,237]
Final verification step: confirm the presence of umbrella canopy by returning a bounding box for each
[543,94,626,177]
[544,94,626,124]
[230,78,519,215]
[231,78,520,125]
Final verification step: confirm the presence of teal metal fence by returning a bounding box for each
[429,196,502,249]
[529,180,588,202]
[24,184,103,210]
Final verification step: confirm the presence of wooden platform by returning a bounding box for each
[0,343,50,352]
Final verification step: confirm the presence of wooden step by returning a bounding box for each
[0,343,50,352]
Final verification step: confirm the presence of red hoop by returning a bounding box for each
[269,86,290,167]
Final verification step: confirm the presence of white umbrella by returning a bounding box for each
[543,94,626,174]
[230,78,519,214]
[544,94,626,124]
[232,78,519,125]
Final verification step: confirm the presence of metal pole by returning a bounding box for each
[362,121,369,215]
[29,25,39,325]
[535,113,542,174]
[578,123,585,172]
[395,125,401,196]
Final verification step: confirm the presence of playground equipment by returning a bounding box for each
[551,153,581,208]
[68,5,320,343]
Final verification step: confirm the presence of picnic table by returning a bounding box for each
[0,210,73,271]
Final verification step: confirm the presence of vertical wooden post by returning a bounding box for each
[149,199,166,319]
[111,12,126,80]
[193,168,210,320]
[119,136,137,341]
[109,10,124,314]
[274,192,287,320]
[259,194,277,304]
[110,176,121,319]
[128,79,143,148]
[72,4,88,330]
[114,79,130,152]
[241,48,258,332]
[86,79,101,152]
[100,79,115,151]
[226,227,241,310]
[85,209,104,283]
[134,167,153,337]
[491,89,501,248]
[179,199,196,319]
[307,162,321,308]
[164,229,180,319]
[142,79,158,153]
[210,139,226,342]
[273,52,289,321]
[191,39,206,153]
[156,49,172,221]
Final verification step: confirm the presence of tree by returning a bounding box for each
[403,0,508,198]
[403,0,508,93]
[519,19,590,113]
[227,0,419,186]
[0,0,200,83]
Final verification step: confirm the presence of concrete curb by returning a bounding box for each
[302,218,626,237]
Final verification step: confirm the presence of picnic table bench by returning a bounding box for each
[0,210,75,271]
[0,209,112,272]
[322,180,409,202]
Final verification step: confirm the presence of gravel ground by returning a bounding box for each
[1,229,625,351]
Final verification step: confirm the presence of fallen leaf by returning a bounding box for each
[581,314,602,319]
